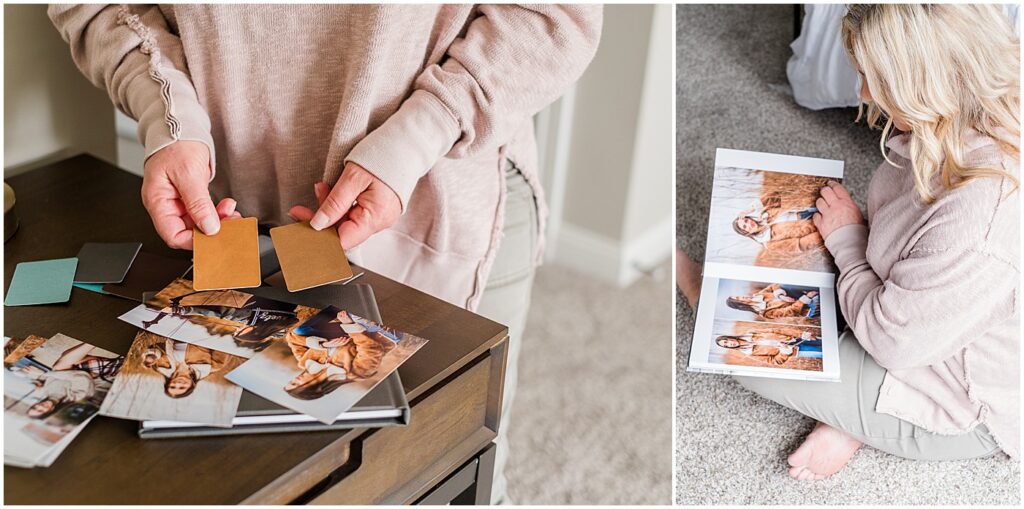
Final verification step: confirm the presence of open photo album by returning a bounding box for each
[688,148,844,381]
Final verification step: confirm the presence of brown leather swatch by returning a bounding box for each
[193,217,261,290]
[269,221,353,292]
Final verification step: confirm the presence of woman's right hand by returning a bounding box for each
[141,140,240,249]
[813,181,864,240]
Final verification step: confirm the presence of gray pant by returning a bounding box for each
[735,331,1001,461]
[475,163,539,504]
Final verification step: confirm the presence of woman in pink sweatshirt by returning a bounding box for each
[747,5,1019,481]
[679,4,1018,481]
[49,5,602,502]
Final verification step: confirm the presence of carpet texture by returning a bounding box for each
[675,4,1020,505]
[506,264,673,504]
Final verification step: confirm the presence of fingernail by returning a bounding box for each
[202,217,220,235]
[310,212,327,230]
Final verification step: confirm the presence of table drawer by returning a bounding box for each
[415,457,478,505]
[307,351,500,504]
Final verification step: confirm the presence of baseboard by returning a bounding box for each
[620,215,674,285]
[552,216,673,287]
[551,223,624,285]
[4,148,85,177]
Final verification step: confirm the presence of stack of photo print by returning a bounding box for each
[5,277,429,467]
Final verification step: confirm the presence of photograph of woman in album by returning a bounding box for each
[709,320,823,372]
[717,279,821,327]
[706,167,836,272]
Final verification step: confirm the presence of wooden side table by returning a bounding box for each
[3,155,509,505]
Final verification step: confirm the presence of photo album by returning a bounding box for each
[688,148,843,381]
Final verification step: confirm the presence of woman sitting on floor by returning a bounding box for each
[680,4,1019,481]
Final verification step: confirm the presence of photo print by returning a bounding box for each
[708,319,823,372]
[714,279,822,327]
[118,277,318,358]
[227,306,428,424]
[100,331,246,427]
[706,166,836,273]
[4,334,123,467]
[4,335,50,366]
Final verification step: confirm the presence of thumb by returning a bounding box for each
[175,172,220,235]
[311,174,362,231]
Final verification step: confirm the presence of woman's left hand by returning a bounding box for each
[813,181,864,240]
[288,162,401,250]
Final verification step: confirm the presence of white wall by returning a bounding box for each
[3,4,116,174]
[541,4,674,287]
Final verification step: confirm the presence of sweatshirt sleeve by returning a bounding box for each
[825,224,1019,370]
[344,5,603,210]
[48,4,215,171]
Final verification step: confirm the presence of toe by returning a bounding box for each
[789,466,813,481]
[787,446,811,468]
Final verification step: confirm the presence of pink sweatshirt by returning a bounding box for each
[49,4,602,309]
[825,130,1020,458]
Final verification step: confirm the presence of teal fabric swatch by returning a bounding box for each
[4,258,79,306]
[73,282,108,294]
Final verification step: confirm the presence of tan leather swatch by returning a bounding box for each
[269,221,353,292]
[193,217,261,290]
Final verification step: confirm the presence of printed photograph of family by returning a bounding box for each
[227,306,428,424]
[4,334,124,466]
[118,278,316,358]
[99,331,246,427]
[714,279,821,327]
[709,319,823,372]
[706,166,836,273]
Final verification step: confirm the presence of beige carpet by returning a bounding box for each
[505,263,673,504]
[675,4,1020,505]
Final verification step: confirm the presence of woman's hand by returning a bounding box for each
[142,141,241,249]
[288,162,401,250]
[812,181,864,240]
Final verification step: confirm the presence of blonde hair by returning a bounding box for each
[841,4,1020,203]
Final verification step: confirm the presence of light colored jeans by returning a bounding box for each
[475,162,539,504]
[735,331,1001,461]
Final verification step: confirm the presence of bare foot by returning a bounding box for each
[787,422,863,480]
[675,248,702,308]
